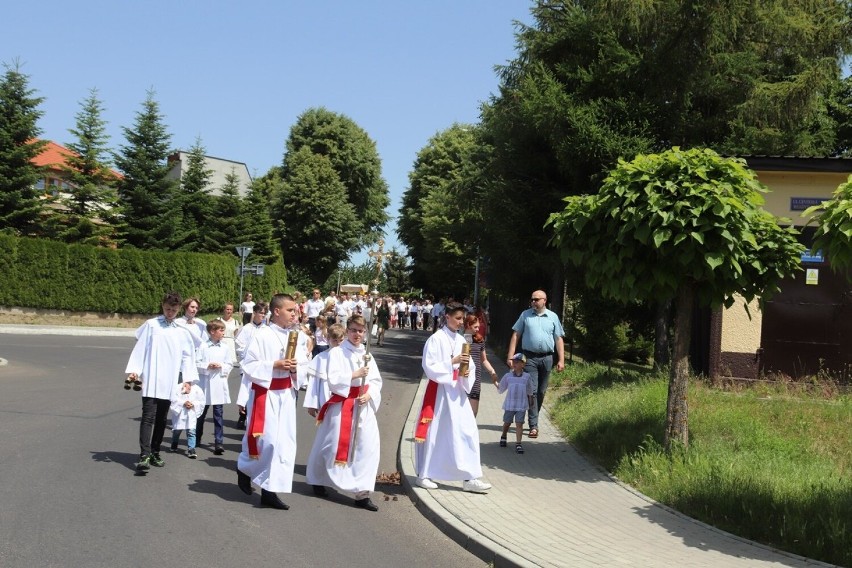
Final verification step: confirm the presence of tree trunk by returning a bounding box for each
[653,298,672,370]
[664,286,692,451]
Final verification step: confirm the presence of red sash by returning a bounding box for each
[316,385,362,465]
[248,377,292,458]
[414,370,457,442]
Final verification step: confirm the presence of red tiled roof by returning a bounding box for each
[30,139,122,179]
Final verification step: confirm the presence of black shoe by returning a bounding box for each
[135,454,151,471]
[214,445,224,455]
[260,489,289,510]
[237,469,253,495]
[354,498,378,512]
[169,443,178,452]
[236,419,246,430]
[149,453,164,467]
[312,485,328,497]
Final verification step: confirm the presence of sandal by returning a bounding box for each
[528,428,538,439]
[515,443,524,454]
[499,437,507,447]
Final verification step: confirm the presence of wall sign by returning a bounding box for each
[791,197,829,211]
[806,268,819,285]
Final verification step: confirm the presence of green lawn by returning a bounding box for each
[548,364,852,567]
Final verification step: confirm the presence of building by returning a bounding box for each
[707,156,852,380]
[166,151,252,197]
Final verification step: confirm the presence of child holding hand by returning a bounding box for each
[498,353,534,454]
[170,380,206,458]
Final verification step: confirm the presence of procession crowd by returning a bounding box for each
[124,286,565,512]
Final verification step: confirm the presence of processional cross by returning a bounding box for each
[367,239,386,287]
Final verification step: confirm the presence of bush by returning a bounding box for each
[0,234,289,314]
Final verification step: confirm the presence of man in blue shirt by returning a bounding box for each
[506,290,565,439]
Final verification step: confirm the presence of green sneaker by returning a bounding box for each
[149,453,165,467]
[135,455,151,471]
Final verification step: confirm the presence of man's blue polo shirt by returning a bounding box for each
[512,308,564,354]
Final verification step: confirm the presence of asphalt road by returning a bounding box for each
[0,329,486,568]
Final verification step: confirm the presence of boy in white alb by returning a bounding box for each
[414,302,491,493]
[305,315,382,511]
[303,324,346,417]
[170,379,206,458]
[235,301,268,429]
[196,319,234,455]
[498,353,534,454]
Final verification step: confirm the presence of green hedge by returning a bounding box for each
[0,234,288,314]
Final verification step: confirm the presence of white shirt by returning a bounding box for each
[305,298,325,318]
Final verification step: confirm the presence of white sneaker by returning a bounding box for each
[463,478,492,493]
[416,477,438,489]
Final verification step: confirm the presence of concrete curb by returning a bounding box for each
[397,376,533,568]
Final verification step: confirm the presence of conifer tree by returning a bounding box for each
[0,62,46,236]
[205,168,245,255]
[114,90,178,250]
[172,137,213,252]
[55,88,118,246]
[243,177,279,265]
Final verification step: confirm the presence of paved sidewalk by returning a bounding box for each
[398,369,834,568]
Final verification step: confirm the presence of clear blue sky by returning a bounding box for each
[3,1,534,265]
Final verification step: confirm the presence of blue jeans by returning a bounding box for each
[171,428,197,449]
[524,353,554,429]
[196,404,224,445]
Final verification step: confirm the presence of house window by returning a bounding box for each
[35,178,45,190]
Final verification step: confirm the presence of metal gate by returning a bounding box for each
[760,247,852,379]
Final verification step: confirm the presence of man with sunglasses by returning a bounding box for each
[506,290,565,440]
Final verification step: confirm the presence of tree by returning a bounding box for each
[805,175,852,270]
[283,107,389,249]
[383,248,411,294]
[398,124,490,294]
[479,0,851,301]
[204,168,246,255]
[548,147,804,450]
[54,88,118,246]
[114,91,178,250]
[242,177,279,265]
[0,61,46,236]
[172,137,213,252]
[271,147,359,284]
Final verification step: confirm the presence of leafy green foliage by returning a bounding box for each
[241,177,279,266]
[272,147,359,284]
[114,91,179,250]
[549,148,805,308]
[0,62,46,236]
[204,168,246,255]
[806,175,852,272]
[172,137,214,252]
[0,233,288,313]
[283,107,389,248]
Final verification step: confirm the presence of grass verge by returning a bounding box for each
[548,363,851,567]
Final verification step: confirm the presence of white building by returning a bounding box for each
[167,151,252,197]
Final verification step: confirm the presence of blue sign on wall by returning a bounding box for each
[800,250,824,264]
[791,197,828,211]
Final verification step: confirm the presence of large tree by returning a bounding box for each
[398,124,490,295]
[204,168,246,255]
[271,146,359,284]
[548,148,804,450]
[0,62,46,236]
[283,107,389,249]
[114,91,178,250]
[479,0,852,300]
[55,88,118,246]
[242,177,279,265]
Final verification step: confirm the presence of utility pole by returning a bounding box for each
[235,246,252,302]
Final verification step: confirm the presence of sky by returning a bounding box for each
[3,1,535,266]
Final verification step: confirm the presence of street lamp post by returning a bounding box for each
[235,246,252,302]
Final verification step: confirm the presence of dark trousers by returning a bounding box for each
[140,397,171,456]
[524,353,554,429]
[196,404,224,445]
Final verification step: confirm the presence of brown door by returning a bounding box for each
[761,249,851,378]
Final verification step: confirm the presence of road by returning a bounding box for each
[0,329,486,568]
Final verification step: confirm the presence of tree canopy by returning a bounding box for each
[0,62,46,236]
[548,147,805,449]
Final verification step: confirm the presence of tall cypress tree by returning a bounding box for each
[0,62,46,236]
[205,169,245,255]
[114,90,178,250]
[243,177,279,265]
[56,88,118,246]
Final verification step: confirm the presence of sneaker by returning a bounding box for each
[186,448,197,459]
[462,478,492,493]
[169,443,178,452]
[499,437,507,448]
[214,445,224,456]
[149,453,165,467]
[416,477,438,489]
[515,443,525,454]
[135,454,151,471]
